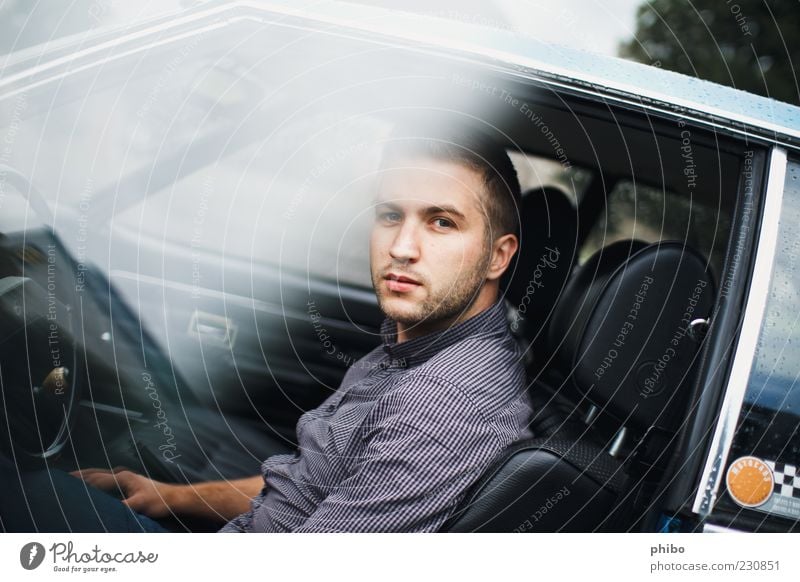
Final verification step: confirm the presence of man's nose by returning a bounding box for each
[389,222,420,263]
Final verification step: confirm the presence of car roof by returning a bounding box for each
[251,0,800,147]
[3,0,799,147]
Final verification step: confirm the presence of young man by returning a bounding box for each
[0,122,532,533]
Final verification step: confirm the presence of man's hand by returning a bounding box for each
[70,467,177,519]
[71,467,264,523]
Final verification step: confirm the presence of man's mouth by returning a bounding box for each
[384,272,422,293]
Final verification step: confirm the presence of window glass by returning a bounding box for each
[580,180,731,275]
[0,24,406,289]
[507,151,591,206]
[113,112,389,289]
[724,159,800,521]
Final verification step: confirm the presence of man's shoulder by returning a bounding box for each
[373,339,529,443]
[398,332,525,409]
[418,329,523,383]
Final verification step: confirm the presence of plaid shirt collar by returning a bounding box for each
[379,299,508,367]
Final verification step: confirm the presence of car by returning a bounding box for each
[1,0,799,533]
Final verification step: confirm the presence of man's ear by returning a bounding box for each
[486,233,519,281]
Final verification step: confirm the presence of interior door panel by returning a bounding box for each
[106,226,383,440]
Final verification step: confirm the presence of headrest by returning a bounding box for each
[548,240,715,431]
[503,186,578,341]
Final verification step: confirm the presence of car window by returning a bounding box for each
[579,180,730,275]
[507,150,591,206]
[0,24,416,290]
[113,111,389,289]
[723,157,800,520]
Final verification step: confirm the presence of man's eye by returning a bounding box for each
[432,217,454,229]
[379,211,401,223]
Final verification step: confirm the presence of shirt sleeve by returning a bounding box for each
[292,375,501,533]
[218,509,253,533]
[218,486,269,533]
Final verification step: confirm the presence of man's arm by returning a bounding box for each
[71,468,263,523]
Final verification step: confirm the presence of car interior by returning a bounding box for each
[0,17,755,531]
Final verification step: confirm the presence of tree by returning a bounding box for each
[619,0,800,105]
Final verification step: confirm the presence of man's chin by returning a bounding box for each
[377,295,427,324]
[378,296,460,332]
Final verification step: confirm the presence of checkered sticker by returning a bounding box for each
[764,461,800,500]
[754,460,800,520]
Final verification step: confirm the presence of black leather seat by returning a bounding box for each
[443,239,715,532]
[502,186,579,373]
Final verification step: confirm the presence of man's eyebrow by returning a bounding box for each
[423,204,467,221]
[373,201,468,221]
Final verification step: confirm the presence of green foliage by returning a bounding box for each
[620,0,800,105]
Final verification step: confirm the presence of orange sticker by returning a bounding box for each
[726,456,774,507]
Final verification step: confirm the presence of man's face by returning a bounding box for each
[370,155,493,337]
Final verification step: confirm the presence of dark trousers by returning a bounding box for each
[0,454,169,533]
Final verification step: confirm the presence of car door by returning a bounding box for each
[688,149,800,532]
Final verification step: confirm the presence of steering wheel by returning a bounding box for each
[0,166,81,463]
[0,274,81,462]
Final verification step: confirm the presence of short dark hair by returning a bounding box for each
[380,121,521,241]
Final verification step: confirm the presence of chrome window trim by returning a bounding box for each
[702,522,743,533]
[692,147,788,517]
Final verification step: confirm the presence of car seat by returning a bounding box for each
[443,239,715,531]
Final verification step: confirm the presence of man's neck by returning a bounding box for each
[396,288,498,343]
